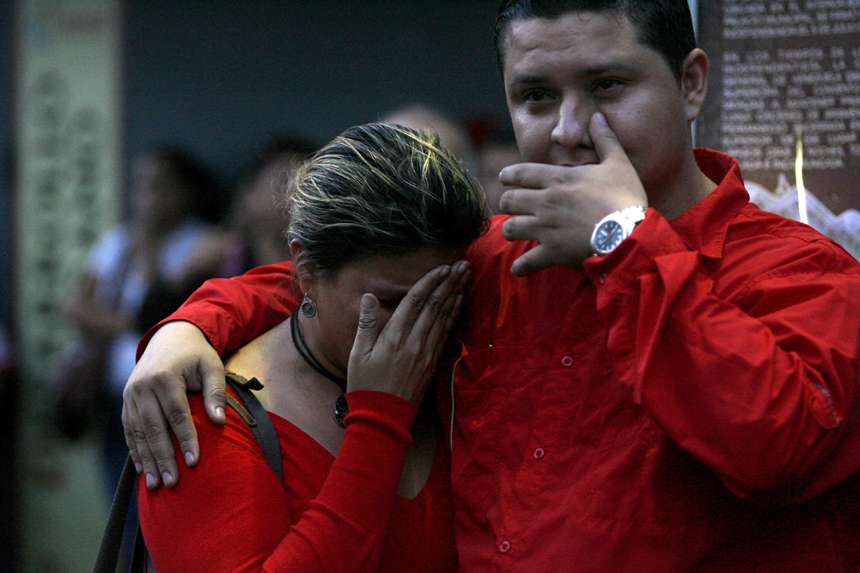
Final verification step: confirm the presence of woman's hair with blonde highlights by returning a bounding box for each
[286,122,489,277]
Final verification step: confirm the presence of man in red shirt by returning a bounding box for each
[124,1,860,570]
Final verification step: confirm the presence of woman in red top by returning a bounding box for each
[137,123,488,572]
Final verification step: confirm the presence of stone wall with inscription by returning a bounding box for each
[15,1,123,384]
[14,1,123,571]
[698,0,860,226]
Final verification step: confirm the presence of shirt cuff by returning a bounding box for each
[584,209,690,309]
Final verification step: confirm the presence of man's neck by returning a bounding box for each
[653,155,718,221]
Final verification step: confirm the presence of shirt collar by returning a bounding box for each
[668,148,751,259]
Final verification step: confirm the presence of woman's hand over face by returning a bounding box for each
[347,260,470,404]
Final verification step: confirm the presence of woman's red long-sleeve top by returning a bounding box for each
[138,389,457,572]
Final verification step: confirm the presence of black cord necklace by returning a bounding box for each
[290,314,350,428]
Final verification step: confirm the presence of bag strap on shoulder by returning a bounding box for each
[224,372,283,482]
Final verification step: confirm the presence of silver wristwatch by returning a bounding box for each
[590,205,647,257]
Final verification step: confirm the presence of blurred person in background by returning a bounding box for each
[51,144,227,563]
[382,103,477,173]
[218,134,317,276]
[475,122,520,215]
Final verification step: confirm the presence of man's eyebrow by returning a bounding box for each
[507,64,638,89]
[507,74,542,86]
[581,63,638,76]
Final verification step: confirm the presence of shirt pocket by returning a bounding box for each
[448,342,534,516]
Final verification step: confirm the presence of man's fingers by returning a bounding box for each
[123,378,166,487]
[122,400,145,474]
[125,371,189,487]
[510,245,556,277]
[499,187,545,216]
[160,387,201,470]
[589,112,648,207]
[501,214,541,243]
[120,320,221,488]
[128,394,171,489]
[199,356,227,429]
[589,113,625,163]
[499,162,557,189]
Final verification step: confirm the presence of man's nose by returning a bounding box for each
[550,95,595,150]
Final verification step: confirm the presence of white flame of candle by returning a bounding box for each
[795,127,808,225]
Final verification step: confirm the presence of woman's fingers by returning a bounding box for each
[383,260,470,383]
[406,261,470,348]
[386,263,453,334]
[346,261,470,403]
[349,294,382,366]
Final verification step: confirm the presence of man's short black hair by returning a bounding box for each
[493,0,697,81]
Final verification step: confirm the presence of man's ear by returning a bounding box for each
[681,48,709,123]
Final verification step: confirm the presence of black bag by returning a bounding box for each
[92,374,282,572]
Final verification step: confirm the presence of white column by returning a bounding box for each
[14,0,123,570]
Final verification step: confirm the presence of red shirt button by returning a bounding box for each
[499,541,511,553]
[533,447,545,459]
[561,356,573,367]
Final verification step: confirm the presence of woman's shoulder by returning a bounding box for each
[188,392,270,460]
[223,318,291,376]
[196,381,336,462]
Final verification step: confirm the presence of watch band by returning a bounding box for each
[618,205,647,224]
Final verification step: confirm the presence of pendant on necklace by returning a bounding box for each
[334,395,349,428]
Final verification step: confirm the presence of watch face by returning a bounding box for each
[595,220,623,252]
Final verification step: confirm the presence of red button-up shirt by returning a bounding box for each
[143,150,860,572]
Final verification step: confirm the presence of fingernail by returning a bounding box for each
[595,112,607,125]
[361,294,377,311]
[185,451,195,466]
[162,472,173,486]
[145,473,157,489]
[134,462,143,474]
[440,265,451,277]
[215,406,225,420]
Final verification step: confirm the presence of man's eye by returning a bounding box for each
[593,78,624,94]
[523,89,548,102]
